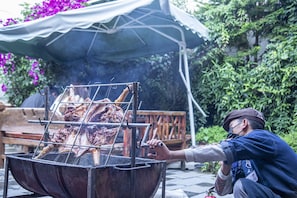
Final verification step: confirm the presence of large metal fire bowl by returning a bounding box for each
[4,153,166,198]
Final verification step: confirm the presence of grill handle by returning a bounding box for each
[113,163,151,171]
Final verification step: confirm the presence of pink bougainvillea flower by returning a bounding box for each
[28,70,35,77]
[31,60,39,70]
[1,0,90,105]
[1,84,7,92]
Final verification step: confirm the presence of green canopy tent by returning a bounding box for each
[0,0,209,146]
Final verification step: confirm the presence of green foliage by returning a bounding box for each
[140,53,187,111]
[196,125,226,144]
[280,131,297,153]
[200,161,219,174]
[190,0,297,134]
[0,56,51,106]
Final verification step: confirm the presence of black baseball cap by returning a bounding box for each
[222,108,265,131]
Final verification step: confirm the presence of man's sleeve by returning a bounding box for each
[184,144,227,162]
[215,167,233,195]
[220,141,235,165]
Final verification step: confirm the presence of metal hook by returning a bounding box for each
[126,120,132,129]
[38,118,45,126]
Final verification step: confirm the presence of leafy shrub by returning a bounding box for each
[196,125,226,144]
[0,55,50,105]
[191,0,297,135]
[280,131,297,153]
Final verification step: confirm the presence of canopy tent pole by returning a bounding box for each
[179,46,206,146]
[184,53,196,146]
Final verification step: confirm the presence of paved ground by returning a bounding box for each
[154,162,233,198]
[0,161,233,198]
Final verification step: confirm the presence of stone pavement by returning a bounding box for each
[154,162,233,198]
[0,161,233,198]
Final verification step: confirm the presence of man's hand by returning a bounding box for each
[146,139,171,160]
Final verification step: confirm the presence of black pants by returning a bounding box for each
[233,178,281,198]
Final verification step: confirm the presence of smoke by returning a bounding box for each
[47,54,187,111]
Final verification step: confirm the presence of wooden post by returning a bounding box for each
[0,131,4,167]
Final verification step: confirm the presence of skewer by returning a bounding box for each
[28,119,150,128]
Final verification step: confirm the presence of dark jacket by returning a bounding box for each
[221,129,297,198]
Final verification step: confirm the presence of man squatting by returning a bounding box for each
[147,108,297,198]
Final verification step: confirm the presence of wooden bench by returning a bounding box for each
[124,110,190,169]
[0,107,61,168]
